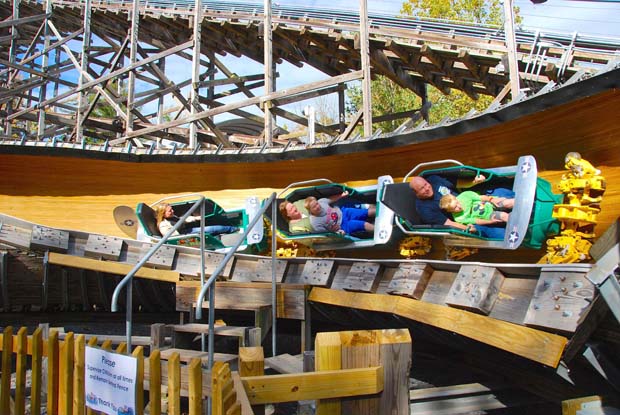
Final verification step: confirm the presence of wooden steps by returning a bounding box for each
[159,348,237,365]
[168,323,261,349]
[194,301,273,342]
[265,353,303,374]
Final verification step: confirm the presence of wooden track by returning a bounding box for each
[1,68,619,259]
[0,212,602,367]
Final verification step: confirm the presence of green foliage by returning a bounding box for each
[346,0,519,133]
[425,88,493,124]
[401,0,508,26]
[347,77,421,132]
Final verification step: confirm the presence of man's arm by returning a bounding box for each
[456,173,486,189]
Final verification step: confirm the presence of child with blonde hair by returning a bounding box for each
[304,192,375,235]
[439,191,513,232]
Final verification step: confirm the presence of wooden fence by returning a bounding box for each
[1,326,406,415]
[0,326,244,415]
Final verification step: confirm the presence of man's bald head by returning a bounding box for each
[409,176,434,199]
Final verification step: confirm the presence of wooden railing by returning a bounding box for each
[1,326,406,415]
[0,326,245,415]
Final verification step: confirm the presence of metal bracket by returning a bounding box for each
[585,243,620,324]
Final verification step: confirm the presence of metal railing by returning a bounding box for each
[111,196,206,350]
[195,192,277,365]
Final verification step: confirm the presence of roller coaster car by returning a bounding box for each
[381,155,562,250]
[135,194,264,253]
[264,176,395,251]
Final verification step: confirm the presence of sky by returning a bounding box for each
[273,0,620,39]
[46,0,620,137]
[202,0,620,130]
[514,0,620,38]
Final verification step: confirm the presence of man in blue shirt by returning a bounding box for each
[409,175,514,239]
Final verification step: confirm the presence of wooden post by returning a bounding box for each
[359,0,372,138]
[132,346,144,415]
[302,286,312,352]
[149,350,162,415]
[0,252,9,310]
[151,323,166,350]
[75,0,92,142]
[188,357,203,415]
[315,332,341,415]
[189,0,203,149]
[15,327,28,414]
[211,362,239,415]
[503,0,520,100]
[315,329,411,415]
[239,346,265,415]
[59,332,74,415]
[73,334,86,415]
[263,0,274,146]
[126,0,140,135]
[31,327,43,415]
[168,352,181,415]
[116,342,127,354]
[86,338,96,415]
[0,326,13,414]
[47,330,59,415]
[239,347,264,377]
[37,0,52,138]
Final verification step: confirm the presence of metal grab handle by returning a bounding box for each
[111,196,205,351]
[278,178,333,198]
[195,193,276,366]
[403,159,463,182]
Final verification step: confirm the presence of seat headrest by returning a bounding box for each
[136,203,162,237]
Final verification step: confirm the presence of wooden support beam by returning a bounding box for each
[315,328,410,414]
[239,346,265,415]
[0,252,8,311]
[48,252,180,283]
[270,106,338,135]
[309,287,567,367]
[458,49,481,80]
[241,366,383,405]
[338,108,363,142]
[115,70,363,142]
[239,347,264,377]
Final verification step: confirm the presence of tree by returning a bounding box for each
[347,0,521,132]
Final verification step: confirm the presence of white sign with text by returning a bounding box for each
[84,346,137,415]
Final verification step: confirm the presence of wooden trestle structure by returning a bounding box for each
[2,0,620,412]
[1,211,620,410]
[1,0,619,148]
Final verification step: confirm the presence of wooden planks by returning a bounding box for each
[341,262,381,292]
[47,252,180,283]
[523,270,596,333]
[300,259,336,286]
[314,329,410,414]
[387,263,432,299]
[242,367,384,405]
[232,258,288,283]
[139,243,176,270]
[30,225,69,253]
[309,287,568,367]
[0,222,31,249]
[445,265,505,315]
[84,234,124,261]
[176,281,306,320]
